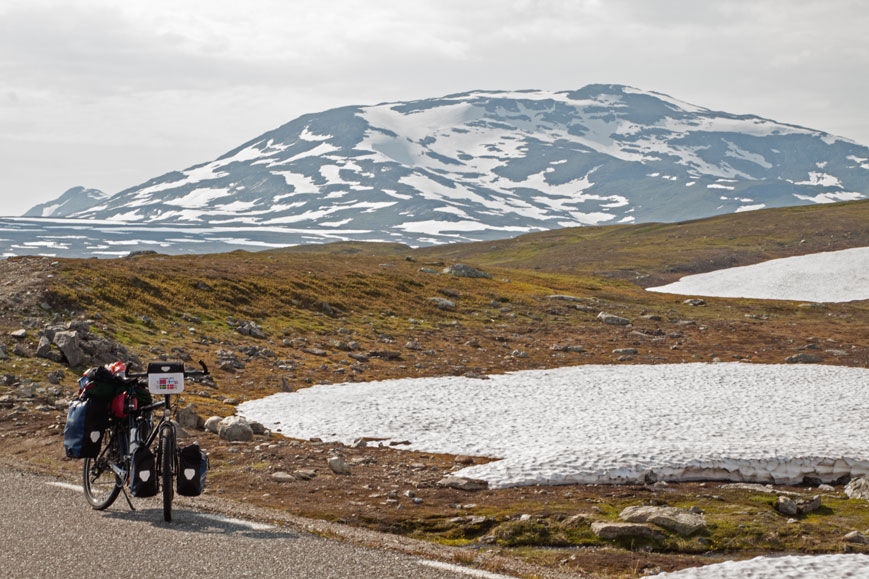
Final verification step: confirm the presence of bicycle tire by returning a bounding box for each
[83,429,122,509]
[160,426,175,522]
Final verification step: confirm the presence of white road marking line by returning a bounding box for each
[46,482,83,492]
[196,513,275,531]
[417,560,515,578]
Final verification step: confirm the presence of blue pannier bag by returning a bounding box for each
[177,443,208,497]
[63,398,106,459]
[130,445,158,498]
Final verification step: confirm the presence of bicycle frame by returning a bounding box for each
[84,360,209,520]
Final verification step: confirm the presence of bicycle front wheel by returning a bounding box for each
[160,426,175,522]
[83,430,121,510]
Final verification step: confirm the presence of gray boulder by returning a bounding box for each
[591,521,665,541]
[442,264,491,279]
[597,312,631,326]
[218,416,254,442]
[785,353,822,363]
[428,297,456,310]
[272,471,295,483]
[9,329,27,338]
[845,476,869,500]
[844,531,869,545]
[36,336,52,359]
[53,331,85,367]
[619,505,706,536]
[177,406,205,430]
[776,496,798,516]
[204,416,222,433]
[0,345,6,360]
[547,294,583,302]
[327,456,351,475]
[437,476,488,491]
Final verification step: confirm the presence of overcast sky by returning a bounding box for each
[2,0,868,216]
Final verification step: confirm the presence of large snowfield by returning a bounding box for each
[239,363,869,488]
[648,246,869,302]
[658,554,869,578]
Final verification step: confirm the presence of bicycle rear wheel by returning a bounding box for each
[83,429,122,509]
[160,426,175,522]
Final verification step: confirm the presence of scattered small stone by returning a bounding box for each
[613,348,638,355]
[9,329,27,338]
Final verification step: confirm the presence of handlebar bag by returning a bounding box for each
[63,398,107,459]
[130,446,158,497]
[177,443,209,497]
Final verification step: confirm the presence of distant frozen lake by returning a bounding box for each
[239,363,869,488]
[648,246,869,302]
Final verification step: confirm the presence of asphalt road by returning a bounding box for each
[0,468,512,579]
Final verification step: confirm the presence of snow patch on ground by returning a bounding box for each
[657,554,869,578]
[239,363,869,489]
[648,247,869,302]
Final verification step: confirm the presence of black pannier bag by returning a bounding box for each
[130,445,158,497]
[63,398,107,459]
[177,443,208,497]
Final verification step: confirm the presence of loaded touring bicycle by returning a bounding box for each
[64,360,211,522]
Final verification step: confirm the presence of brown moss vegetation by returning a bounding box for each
[1,201,868,576]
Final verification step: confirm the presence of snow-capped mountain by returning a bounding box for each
[24,186,110,218]
[33,85,869,245]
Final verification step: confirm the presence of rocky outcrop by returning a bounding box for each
[775,495,821,516]
[591,521,665,541]
[437,476,488,491]
[428,297,456,310]
[442,264,491,279]
[845,476,869,500]
[619,505,706,536]
[597,312,631,326]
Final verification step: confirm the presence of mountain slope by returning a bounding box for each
[44,85,869,245]
[24,186,109,217]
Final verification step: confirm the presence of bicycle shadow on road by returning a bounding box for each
[103,507,300,540]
